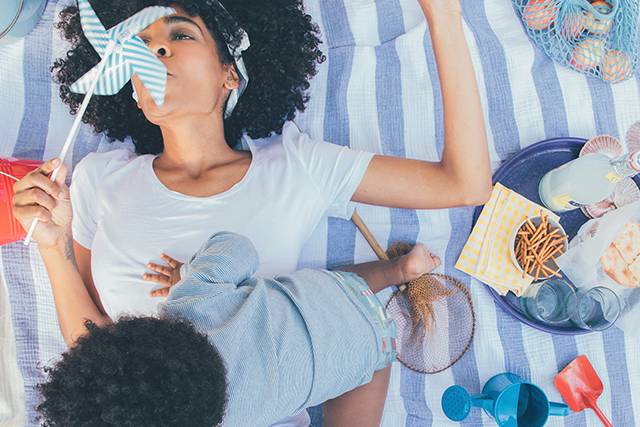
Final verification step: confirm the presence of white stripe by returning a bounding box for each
[554,65,598,138]
[0,272,26,427]
[574,334,611,427]
[610,77,640,144]
[29,249,65,368]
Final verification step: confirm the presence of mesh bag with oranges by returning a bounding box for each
[513,0,639,82]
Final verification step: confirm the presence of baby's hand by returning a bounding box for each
[143,253,183,297]
[397,244,441,284]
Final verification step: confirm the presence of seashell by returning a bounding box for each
[580,134,624,158]
[601,50,632,83]
[570,38,605,71]
[626,122,640,152]
[523,0,557,31]
[581,179,640,218]
[582,198,616,218]
[612,178,640,207]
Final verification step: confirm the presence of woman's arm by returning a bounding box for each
[12,159,111,346]
[353,0,492,209]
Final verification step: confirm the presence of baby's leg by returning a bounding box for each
[337,244,440,293]
[322,367,391,427]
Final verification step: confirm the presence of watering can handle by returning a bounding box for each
[549,402,570,417]
[470,396,494,413]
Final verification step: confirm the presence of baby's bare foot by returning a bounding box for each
[396,244,441,283]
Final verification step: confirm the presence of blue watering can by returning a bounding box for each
[442,373,570,427]
[0,0,48,44]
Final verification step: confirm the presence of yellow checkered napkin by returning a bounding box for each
[456,183,560,296]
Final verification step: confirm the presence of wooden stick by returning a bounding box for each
[351,210,389,261]
[24,39,118,245]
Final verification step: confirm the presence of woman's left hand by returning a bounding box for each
[143,253,183,297]
[417,0,462,18]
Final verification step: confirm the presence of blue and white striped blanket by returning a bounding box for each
[1,0,639,425]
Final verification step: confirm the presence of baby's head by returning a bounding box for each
[38,317,227,427]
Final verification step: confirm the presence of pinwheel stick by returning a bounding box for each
[24,39,118,246]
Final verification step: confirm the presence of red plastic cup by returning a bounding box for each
[0,157,43,246]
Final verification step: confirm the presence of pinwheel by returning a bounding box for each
[24,0,175,244]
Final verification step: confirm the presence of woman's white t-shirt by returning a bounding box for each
[70,121,374,319]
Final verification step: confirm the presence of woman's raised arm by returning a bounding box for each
[353,0,492,209]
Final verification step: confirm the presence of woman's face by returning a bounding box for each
[133,7,239,124]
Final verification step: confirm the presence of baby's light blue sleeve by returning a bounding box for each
[167,232,259,300]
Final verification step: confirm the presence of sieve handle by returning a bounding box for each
[351,210,389,261]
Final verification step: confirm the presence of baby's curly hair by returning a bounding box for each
[37,317,227,427]
[52,0,325,154]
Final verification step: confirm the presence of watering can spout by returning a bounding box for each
[549,402,570,417]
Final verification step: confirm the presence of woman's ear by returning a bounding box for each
[223,65,240,91]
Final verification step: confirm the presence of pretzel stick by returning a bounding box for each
[541,244,564,261]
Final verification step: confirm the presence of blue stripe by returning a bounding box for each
[461,3,522,160]
[321,0,356,270]
[4,2,56,423]
[586,77,620,138]
[423,13,483,427]
[531,48,570,139]
[602,328,635,426]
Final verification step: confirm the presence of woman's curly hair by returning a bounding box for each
[52,0,325,154]
[37,317,227,427]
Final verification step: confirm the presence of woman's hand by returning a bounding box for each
[143,253,183,297]
[12,158,72,248]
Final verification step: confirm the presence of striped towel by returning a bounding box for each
[1,0,640,426]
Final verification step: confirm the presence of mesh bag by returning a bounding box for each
[513,0,640,82]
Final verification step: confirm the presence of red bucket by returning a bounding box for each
[0,157,42,246]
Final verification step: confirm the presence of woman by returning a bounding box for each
[13,0,490,425]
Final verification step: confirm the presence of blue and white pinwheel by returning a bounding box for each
[69,0,175,106]
[24,1,174,245]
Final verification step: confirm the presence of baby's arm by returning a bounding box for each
[166,232,259,300]
[337,244,441,293]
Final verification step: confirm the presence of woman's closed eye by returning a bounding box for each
[171,32,194,41]
[138,31,195,45]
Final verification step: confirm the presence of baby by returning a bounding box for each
[38,232,440,426]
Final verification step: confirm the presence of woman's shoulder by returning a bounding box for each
[71,148,144,191]
[246,121,321,160]
[74,148,140,177]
